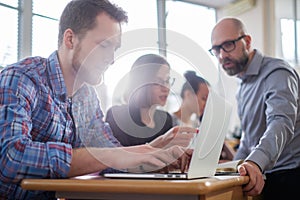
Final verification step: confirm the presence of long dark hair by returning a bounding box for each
[180,70,209,98]
[127,54,170,108]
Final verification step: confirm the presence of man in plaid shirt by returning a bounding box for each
[0,0,196,199]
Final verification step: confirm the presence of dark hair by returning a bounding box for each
[58,0,128,47]
[127,54,170,108]
[180,71,209,98]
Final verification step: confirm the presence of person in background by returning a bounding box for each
[171,70,234,160]
[172,70,210,128]
[210,17,300,199]
[0,1,196,199]
[106,54,176,146]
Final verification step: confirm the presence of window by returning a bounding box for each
[103,0,217,113]
[276,0,300,67]
[165,1,217,112]
[0,1,18,67]
[0,0,217,112]
[32,0,70,57]
[0,0,70,67]
[103,0,159,111]
[0,0,17,7]
[280,18,300,65]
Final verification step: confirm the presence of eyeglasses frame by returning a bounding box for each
[153,77,175,87]
[208,35,247,56]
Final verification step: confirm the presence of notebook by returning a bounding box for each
[103,89,233,179]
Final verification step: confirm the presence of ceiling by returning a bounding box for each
[175,0,235,8]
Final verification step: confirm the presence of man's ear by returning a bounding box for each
[64,28,74,49]
[244,35,252,50]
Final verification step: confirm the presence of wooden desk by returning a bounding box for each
[21,175,251,200]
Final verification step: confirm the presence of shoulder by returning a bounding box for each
[106,104,128,120]
[251,50,296,78]
[2,56,46,82]
[262,58,299,86]
[5,56,47,76]
[107,104,128,113]
[256,57,300,96]
[262,56,297,78]
[0,57,47,95]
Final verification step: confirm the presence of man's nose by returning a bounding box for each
[161,85,170,92]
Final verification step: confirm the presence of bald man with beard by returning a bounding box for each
[210,17,300,200]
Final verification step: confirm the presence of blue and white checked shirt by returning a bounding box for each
[0,51,121,199]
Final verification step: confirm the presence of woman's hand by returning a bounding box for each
[128,145,193,173]
[149,126,198,149]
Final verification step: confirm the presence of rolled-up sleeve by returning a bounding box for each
[0,69,73,182]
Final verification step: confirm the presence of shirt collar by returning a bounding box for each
[239,49,263,80]
[47,51,68,101]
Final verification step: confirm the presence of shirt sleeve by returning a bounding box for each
[246,68,299,171]
[0,70,72,182]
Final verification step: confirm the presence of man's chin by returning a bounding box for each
[85,76,103,86]
[93,77,104,86]
[224,68,238,76]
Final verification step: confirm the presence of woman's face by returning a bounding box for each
[185,82,209,116]
[149,64,171,107]
[196,83,209,116]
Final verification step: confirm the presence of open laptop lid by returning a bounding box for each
[187,89,232,179]
[103,89,232,179]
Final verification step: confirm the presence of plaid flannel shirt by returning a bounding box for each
[0,51,120,199]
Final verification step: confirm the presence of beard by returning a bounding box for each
[76,64,104,86]
[72,46,105,87]
[222,50,249,76]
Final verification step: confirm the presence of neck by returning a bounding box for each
[58,49,81,97]
[174,104,194,125]
[140,106,156,128]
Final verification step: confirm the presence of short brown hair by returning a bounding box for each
[58,0,128,47]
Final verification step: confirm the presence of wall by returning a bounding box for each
[216,0,269,54]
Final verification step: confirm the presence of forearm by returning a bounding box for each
[149,126,197,148]
[68,145,149,177]
[68,147,108,177]
[68,144,175,177]
[247,119,293,171]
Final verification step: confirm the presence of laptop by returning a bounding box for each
[103,89,232,179]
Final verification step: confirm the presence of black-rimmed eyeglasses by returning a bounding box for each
[208,35,246,56]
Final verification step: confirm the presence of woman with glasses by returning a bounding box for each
[105,54,175,146]
[172,70,210,128]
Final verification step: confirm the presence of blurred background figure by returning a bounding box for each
[172,70,235,160]
[172,70,210,128]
